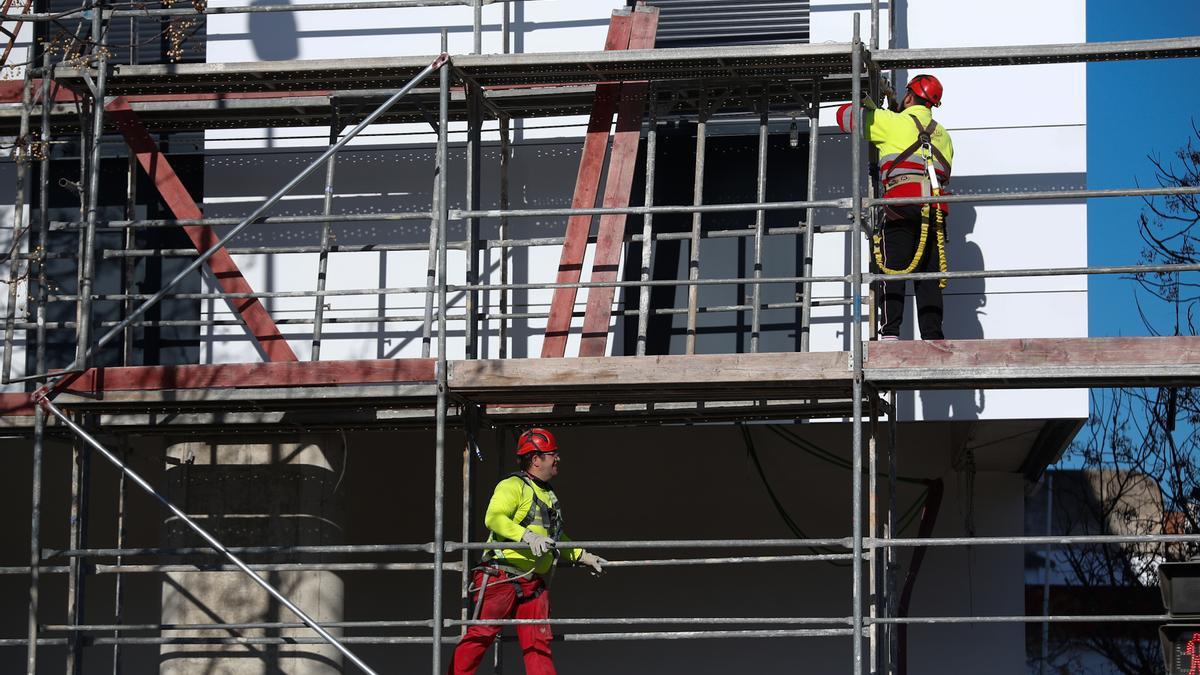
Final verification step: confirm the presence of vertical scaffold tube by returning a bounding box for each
[432,28,451,675]
[465,84,482,358]
[313,106,340,361]
[461,408,478,636]
[25,405,43,675]
[111,440,129,674]
[498,114,511,359]
[886,389,898,675]
[636,88,658,356]
[473,0,482,54]
[751,85,768,353]
[3,66,32,383]
[868,388,880,674]
[685,98,707,355]
[800,78,821,352]
[27,55,51,675]
[65,434,91,674]
[76,15,107,366]
[850,13,865,675]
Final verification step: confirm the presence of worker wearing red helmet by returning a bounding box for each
[837,74,955,340]
[447,427,605,675]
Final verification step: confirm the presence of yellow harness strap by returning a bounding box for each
[872,132,949,288]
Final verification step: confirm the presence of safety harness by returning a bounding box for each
[473,472,564,607]
[871,115,950,289]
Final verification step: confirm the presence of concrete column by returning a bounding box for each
[159,437,345,675]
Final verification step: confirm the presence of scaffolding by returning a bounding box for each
[1,1,1200,673]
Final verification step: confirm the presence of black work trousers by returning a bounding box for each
[875,216,944,340]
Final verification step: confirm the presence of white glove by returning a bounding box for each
[521,530,556,557]
[578,551,607,576]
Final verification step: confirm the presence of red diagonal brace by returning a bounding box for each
[540,10,635,358]
[578,6,659,357]
[107,97,299,362]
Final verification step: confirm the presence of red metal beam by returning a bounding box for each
[107,97,299,362]
[0,359,434,415]
[59,358,433,396]
[577,6,659,357]
[540,10,634,358]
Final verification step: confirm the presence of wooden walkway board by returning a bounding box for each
[451,351,852,396]
[865,336,1200,388]
[2,337,1198,423]
[108,97,298,362]
[866,336,1200,368]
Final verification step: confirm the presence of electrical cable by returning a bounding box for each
[740,423,851,565]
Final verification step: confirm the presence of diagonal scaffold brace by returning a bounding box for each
[31,51,452,675]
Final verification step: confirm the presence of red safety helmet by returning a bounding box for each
[516,428,559,456]
[906,74,943,107]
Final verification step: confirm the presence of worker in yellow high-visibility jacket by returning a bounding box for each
[447,428,605,675]
[838,74,955,341]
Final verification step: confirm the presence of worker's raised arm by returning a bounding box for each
[482,478,529,542]
[836,102,906,145]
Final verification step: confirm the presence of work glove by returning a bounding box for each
[521,530,556,557]
[577,551,608,577]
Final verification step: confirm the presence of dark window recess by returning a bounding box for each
[27,154,203,374]
[633,0,809,48]
[621,124,811,356]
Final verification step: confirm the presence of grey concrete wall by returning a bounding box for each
[159,438,346,675]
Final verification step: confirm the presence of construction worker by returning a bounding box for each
[837,74,954,340]
[447,427,606,675]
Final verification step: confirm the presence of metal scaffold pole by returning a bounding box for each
[465,81,482,358]
[26,54,52,675]
[64,433,90,674]
[432,27,451,675]
[2,62,32,383]
[850,13,865,675]
[312,103,341,361]
[799,77,821,352]
[75,9,107,367]
[685,93,708,355]
[750,85,768,353]
[886,390,899,675]
[868,386,881,675]
[636,86,658,356]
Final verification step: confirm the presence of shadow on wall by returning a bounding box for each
[251,0,299,61]
[919,203,986,420]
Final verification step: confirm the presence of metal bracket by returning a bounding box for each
[78,72,98,99]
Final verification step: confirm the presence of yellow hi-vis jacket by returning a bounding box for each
[484,473,583,575]
[837,102,954,206]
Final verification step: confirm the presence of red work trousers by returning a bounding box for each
[447,568,555,675]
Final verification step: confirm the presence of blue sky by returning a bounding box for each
[1088,0,1200,337]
